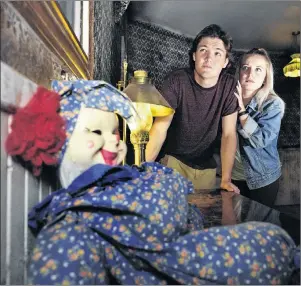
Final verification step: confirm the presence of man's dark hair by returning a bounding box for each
[189,24,233,69]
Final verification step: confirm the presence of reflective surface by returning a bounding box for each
[188,189,300,245]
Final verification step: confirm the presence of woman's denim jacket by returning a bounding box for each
[237,96,284,189]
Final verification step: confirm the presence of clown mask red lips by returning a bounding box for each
[100,149,118,165]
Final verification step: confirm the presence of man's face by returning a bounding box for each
[193,37,229,80]
[65,108,126,169]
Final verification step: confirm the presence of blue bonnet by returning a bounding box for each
[51,80,138,163]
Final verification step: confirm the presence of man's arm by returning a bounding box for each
[220,112,240,193]
[145,114,174,162]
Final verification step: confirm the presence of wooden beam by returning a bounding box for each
[11,1,91,80]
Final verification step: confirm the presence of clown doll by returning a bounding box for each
[5,80,299,285]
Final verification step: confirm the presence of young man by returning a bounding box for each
[146,24,239,193]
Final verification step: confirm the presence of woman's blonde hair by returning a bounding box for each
[235,48,285,116]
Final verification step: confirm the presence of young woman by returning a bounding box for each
[232,48,285,207]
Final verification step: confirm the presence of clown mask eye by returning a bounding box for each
[92,129,102,135]
[84,128,102,136]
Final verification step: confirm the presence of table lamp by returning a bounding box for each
[123,70,174,166]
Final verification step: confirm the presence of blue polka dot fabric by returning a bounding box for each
[51,80,137,163]
[28,162,299,285]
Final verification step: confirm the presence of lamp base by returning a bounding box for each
[130,131,149,166]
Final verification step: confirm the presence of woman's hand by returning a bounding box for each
[234,81,245,112]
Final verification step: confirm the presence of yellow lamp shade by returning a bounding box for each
[131,102,153,132]
[283,53,300,77]
[123,70,175,117]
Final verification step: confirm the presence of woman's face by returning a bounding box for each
[239,54,267,93]
[65,108,127,169]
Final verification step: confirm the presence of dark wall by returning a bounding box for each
[93,1,122,85]
[127,21,191,89]
[127,20,300,148]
